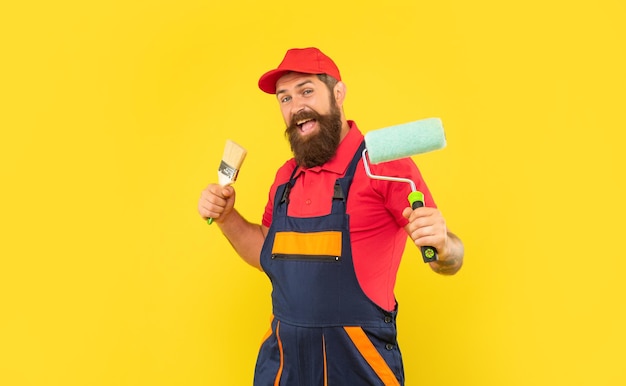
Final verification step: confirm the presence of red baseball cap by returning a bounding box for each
[258,47,342,94]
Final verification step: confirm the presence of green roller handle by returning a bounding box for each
[408,191,438,263]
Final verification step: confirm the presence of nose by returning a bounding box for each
[292,93,310,111]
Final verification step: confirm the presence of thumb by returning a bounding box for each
[222,185,235,198]
[402,206,412,220]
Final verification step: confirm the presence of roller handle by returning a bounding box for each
[408,191,438,263]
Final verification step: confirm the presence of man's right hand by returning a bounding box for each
[198,184,236,224]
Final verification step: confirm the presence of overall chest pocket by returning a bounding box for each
[271,231,342,262]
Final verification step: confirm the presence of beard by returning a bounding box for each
[285,101,342,168]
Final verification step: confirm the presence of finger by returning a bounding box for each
[408,216,437,234]
[198,203,219,219]
[409,206,437,220]
[201,188,228,206]
[198,193,227,216]
[410,223,436,241]
[221,185,235,198]
[207,184,227,198]
[412,233,443,252]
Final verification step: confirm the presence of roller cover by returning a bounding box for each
[364,118,446,164]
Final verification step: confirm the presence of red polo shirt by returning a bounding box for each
[262,121,436,311]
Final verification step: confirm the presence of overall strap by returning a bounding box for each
[279,164,300,206]
[275,140,366,213]
[331,141,365,211]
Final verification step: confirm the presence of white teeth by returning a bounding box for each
[297,119,312,126]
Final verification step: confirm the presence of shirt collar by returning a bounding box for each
[295,120,363,177]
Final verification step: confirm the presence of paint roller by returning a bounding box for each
[362,117,447,263]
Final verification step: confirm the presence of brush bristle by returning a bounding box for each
[222,139,247,169]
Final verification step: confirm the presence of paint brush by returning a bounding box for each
[207,139,247,225]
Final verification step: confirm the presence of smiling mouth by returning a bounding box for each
[296,118,317,134]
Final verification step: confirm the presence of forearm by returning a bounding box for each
[216,209,266,270]
[429,231,464,275]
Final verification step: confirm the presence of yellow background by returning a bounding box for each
[1,0,625,385]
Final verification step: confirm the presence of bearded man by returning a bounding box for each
[198,47,464,386]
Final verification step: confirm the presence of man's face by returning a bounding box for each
[276,73,342,168]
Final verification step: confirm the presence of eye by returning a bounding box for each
[280,95,292,103]
[302,88,313,96]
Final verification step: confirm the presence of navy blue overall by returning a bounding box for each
[254,142,405,386]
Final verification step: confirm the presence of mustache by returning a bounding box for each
[288,110,322,132]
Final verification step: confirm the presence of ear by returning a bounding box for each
[333,81,347,107]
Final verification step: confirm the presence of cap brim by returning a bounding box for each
[258,69,292,94]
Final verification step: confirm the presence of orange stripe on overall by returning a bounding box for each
[271,231,342,256]
[344,326,401,386]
